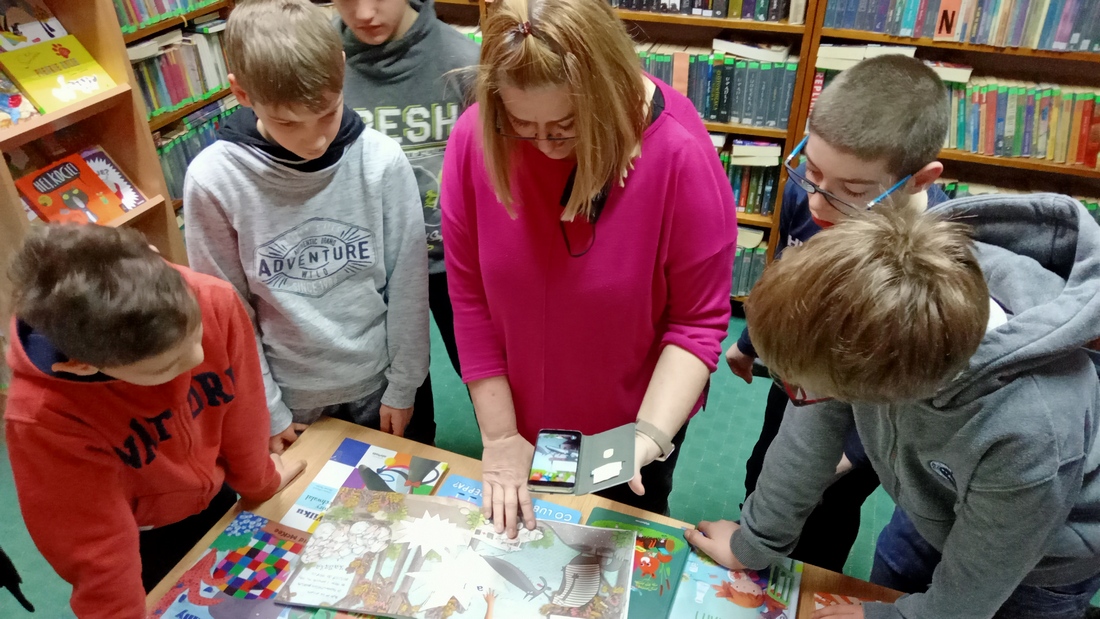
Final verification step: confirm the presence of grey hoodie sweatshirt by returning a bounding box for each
[183,115,429,436]
[732,193,1100,619]
[340,0,479,275]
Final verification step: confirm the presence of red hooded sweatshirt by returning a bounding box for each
[4,267,280,619]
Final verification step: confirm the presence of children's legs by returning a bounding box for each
[594,425,688,516]
[791,460,880,572]
[744,382,791,498]
[870,508,941,594]
[405,372,438,446]
[138,484,237,592]
[993,572,1100,619]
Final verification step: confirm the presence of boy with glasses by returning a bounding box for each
[724,54,950,571]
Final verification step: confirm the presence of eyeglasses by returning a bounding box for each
[784,136,911,216]
[768,368,833,407]
[495,114,576,143]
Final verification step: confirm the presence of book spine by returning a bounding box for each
[1083,102,1100,167]
[755,62,774,126]
[954,84,965,148]
[747,167,762,213]
[978,84,991,154]
[1035,88,1051,158]
[1075,93,1094,165]
[844,0,862,28]
[1021,87,1036,156]
[778,61,797,129]
[1054,91,1073,162]
[1038,0,1066,48]
[923,0,944,36]
[743,61,761,125]
[1003,86,1018,156]
[1009,0,1032,45]
[755,0,769,19]
[1053,0,1080,49]
[742,0,757,18]
[994,85,1008,155]
[976,0,1000,43]
[719,57,735,122]
[969,84,982,152]
[901,0,922,35]
[1067,92,1085,163]
[729,60,747,125]
[914,0,931,35]
[1013,87,1027,156]
[1046,89,1061,159]
[708,54,725,121]
[740,166,752,210]
[825,0,842,26]
[855,0,874,29]
[873,0,890,31]
[714,0,730,16]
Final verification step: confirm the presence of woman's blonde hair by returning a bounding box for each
[745,208,989,404]
[477,0,646,220]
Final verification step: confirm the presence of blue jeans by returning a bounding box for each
[872,508,1100,619]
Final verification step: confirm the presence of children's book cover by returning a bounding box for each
[585,507,690,619]
[667,550,802,619]
[0,0,66,52]
[15,151,125,223]
[280,438,449,534]
[80,146,145,211]
[814,592,870,609]
[276,489,636,619]
[437,474,583,524]
[0,34,115,113]
[147,511,364,619]
[0,70,36,127]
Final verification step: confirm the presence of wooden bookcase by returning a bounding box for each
[0,0,195,320]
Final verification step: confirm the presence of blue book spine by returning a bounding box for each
[1009,0,1032,46]
[923,0,943,37]
[967,0,986,42]
[824,0,842,26]
[969,92,982,153]
[843,0,862,28]
[1022,89,1036,157]
[957,85,967,147]
[873,0,891,31]
[976,0,1000,44]
[995,86,1008,156]
[855,0,874,29]
[899,0,920,35]
[1039,0,1067,49]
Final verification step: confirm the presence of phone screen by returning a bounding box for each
[528,430,582,493]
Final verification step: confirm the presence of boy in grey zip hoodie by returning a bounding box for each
[183,0,430,450]
[339,0,479,384]
[687,195,1100,619]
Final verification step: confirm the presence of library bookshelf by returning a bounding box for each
[0,0,190,319]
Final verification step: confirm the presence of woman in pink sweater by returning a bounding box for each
[441,0,737,536]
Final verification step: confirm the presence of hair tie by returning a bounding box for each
[518,21,532,36]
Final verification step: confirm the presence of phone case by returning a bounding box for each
[531,423,636,496]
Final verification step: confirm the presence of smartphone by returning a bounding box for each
[528,429,583,494]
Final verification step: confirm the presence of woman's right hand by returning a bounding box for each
[481,432,537,539]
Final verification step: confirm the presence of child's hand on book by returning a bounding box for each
[269,423,309,454]
[271,452,306,493]
[684,520,747,571]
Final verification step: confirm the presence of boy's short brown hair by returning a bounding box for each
[745,209,989,403]
[9,225,201,368]
[225,0,344,112]
[809,55,948,178]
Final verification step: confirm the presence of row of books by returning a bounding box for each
[638,39,799,129]
[733,228,770,297]
[607,0,807,23]
[935,178,1100,222]
[128,18,229,121]
[111,0,223,34]
[157,94,239,200]
[824,0,1100,53]
[715,138,784,215]
[941,78,1100,168]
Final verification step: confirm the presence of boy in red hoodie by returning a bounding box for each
[4,224,305,619]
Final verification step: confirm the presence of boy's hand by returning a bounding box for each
[380,405,413,437]
[813,604,865,619]
[725,345,755,384]
[269,423,310,454]
[684,520,747,570]
[271,453,306,492]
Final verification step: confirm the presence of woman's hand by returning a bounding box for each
[628,432,663,496]
[480,433,537,539]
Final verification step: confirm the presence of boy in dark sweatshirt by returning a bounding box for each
[5,224,304,619]
[690,197,1100,619]
[338,0,480,423]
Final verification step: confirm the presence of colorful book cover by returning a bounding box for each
[0,34,116,113]
[668,549,802,618]
[586,508,690,619]
[15,152,126,224]
[80,146,146,212]
[276,489,636,619]
[280,437,449,534]
[0,69,36,128]
[435,474,583,524]
[1083,102,1100,168]
[0,0,66,52]
[1067,91,1087,164]
[1073,92,1093,165]
[1021,87,1036,157]
[146,511,361,619]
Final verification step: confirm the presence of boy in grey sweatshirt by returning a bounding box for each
[338,0,479,407]
[687,196,1100,619]
[183,0,430,450]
